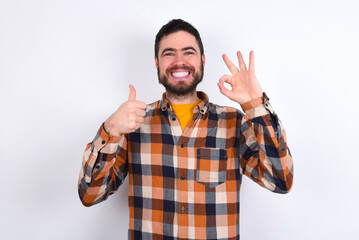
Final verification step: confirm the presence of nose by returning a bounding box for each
[173,53,185,65]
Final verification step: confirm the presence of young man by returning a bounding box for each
[78,19,293,240]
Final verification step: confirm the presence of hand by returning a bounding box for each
[104,85,146,136]
[217,50,263,105]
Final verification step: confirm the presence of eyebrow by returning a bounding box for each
[161,46,197,56]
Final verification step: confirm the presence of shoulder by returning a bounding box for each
[207,102,244,120]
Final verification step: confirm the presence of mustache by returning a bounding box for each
[166,65,195,75]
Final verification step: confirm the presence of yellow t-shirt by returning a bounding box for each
[172,100,202,131]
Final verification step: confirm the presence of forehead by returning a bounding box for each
[158,31,199,51]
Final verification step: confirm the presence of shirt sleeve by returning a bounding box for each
[78,123,129,206]
[238,94,294,193]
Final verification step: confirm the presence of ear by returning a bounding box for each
[202,54,206,66]
[155,57,159,68]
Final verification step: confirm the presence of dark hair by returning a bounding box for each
[154,19,204,59]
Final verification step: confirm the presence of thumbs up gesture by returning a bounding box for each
[104,85,147,136]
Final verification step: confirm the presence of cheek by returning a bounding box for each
[159,60,171,72]
[189,57,202,67]
[192,61,203,71]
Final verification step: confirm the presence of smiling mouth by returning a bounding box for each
[166,66,194,80]
[171,70,190,78]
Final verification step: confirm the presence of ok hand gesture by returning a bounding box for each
[217,51,263,105]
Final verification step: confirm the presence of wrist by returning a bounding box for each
[240,92,267,111]
[98,123,124,146]
[104,120,125,137]
[103,121,112,134]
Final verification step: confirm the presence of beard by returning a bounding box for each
[157,61,204,97]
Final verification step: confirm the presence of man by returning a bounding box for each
[78,19,293,240]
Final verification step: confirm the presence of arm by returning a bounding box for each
[78,124,128,206]
[238,95,293,193]
[78,85,146,206]
[217,51,293,193]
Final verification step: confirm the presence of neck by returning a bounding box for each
[166,90,200,104]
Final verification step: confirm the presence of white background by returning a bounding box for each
[1,0,358,239]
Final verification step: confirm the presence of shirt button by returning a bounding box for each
[200,109,204,113]
[180,144,184,148]
[172,117,176,121]
[181,206,185,212]
[180,176,185,181]
[279,142,286,150]
[101,140,106,144]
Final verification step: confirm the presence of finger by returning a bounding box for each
[135,123,142,130]
[134,101,147,110]
[128,84,136,101]
[219,74,234,85]
[236,51,247,72]
[129,122,142,132]
[222,54,239,75]
[217,81,231,98]
[136,116,144,123]
[248,50,255,71]
[136,108,146,117]
[129,126,140,133]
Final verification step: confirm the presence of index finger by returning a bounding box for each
[222,54,239,75]
[134,101,147,110]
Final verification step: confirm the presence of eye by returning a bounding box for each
[163,52,174,56]
[184,51,194,55]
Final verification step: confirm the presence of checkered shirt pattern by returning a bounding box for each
[78,91,293,240]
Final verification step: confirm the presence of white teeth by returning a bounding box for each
[172,71,189,77]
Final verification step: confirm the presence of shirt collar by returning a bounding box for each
[160,91,209,114]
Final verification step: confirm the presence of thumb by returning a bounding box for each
[128,84,136,101]
[217,80,232,99]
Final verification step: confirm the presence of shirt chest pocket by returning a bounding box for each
[196,148,227,188]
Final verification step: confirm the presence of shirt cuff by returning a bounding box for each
[92,123,124,154]
[240,92,267,111]
[241,93,275,119]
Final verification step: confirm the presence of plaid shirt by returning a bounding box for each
[78,92,293,240]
